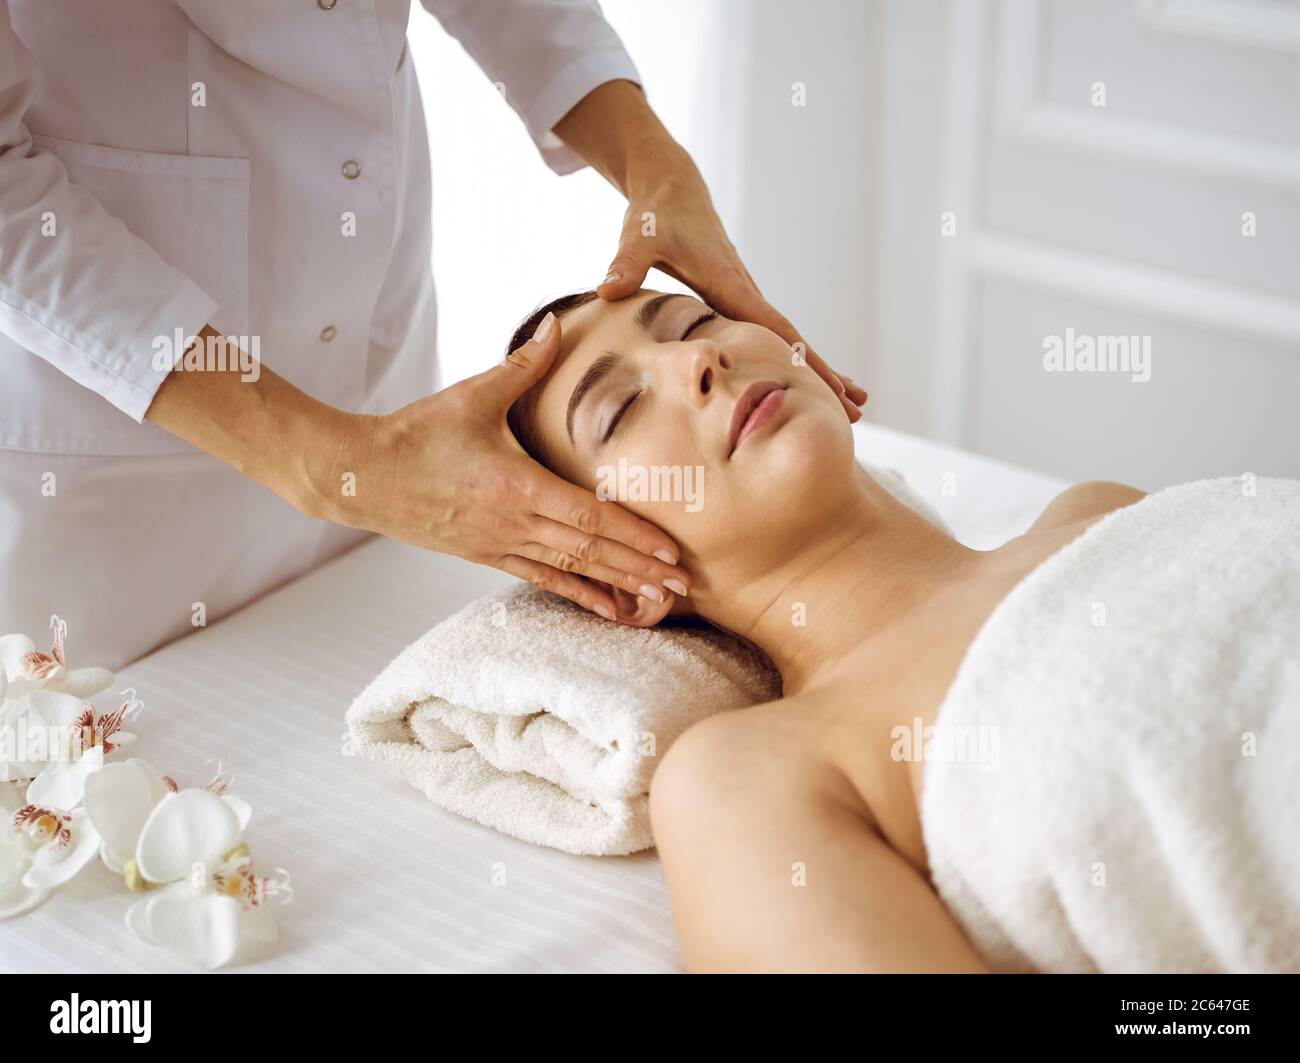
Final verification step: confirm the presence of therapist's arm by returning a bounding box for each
[146,325,691,621]
[554,79,867,421]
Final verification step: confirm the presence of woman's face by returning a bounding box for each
[515,291,858,602]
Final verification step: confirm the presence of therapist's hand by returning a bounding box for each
[319,313,690,622]
[552,79,867,421]
[597,159,867,423]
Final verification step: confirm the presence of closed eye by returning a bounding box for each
[681,310,718,340]
[603,389,642,443]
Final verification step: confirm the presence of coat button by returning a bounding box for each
[317,0,338,10]
[320,325,337,342]
[341,159,361,180]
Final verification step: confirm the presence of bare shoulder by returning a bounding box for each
[1029,480,1147,533]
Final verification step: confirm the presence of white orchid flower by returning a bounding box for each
[90,771,282,969]
[6,795,102,895]
[0,781,50,918]
[0,616,113,706]
[3,690,139,810]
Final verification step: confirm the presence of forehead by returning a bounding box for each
[534,290,664,404]
[555,290,661,372]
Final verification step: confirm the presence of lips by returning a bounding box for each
[728,381,786,457]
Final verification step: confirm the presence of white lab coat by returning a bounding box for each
[0,0,639,668]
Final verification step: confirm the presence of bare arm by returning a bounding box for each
[650,708,990,973]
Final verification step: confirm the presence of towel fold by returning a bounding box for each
[921,476,1300,972]
[345,462,939,856]
[345,585,780,855]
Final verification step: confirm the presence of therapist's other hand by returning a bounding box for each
[595,156,868,422]
[319,313,689,623]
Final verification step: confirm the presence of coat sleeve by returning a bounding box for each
[418,0,642,175]
[0,2,218,422]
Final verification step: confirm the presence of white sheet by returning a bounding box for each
[0,423,1068,973]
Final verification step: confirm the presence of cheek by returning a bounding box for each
[590,430,711,532]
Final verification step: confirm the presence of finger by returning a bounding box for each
[797,346,864,421]
[704,274,803,350]
[497,555,620,622]
[523,515,689,598]
[481,310,562,405]
[514,542,680,606]
[596,241,653,301]
[531,476,685,572]
[839,374,869,406]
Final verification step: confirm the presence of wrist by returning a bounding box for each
[625,140,697,202]
[292,405,378,525]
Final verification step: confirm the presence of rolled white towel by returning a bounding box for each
[345,585,780,855]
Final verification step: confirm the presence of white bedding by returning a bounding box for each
[0,424,1068,973]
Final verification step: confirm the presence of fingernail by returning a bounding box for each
[531,311,555,344]
[664,578,688,597]
[601,270,621,286]
[638,583,665,604]
[653,548,677,565]
[594,602,615,621]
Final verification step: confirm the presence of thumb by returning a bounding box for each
[488,310,562,403]
[597,244,652,301]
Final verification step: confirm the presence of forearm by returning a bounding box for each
[144,325,354,519]
[552,78,695,197]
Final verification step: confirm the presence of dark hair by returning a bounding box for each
[504,290,598,465]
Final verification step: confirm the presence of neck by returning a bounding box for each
[704,469,983,694]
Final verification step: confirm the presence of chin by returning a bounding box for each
[733,402,857,507]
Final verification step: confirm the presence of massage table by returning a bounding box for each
[0,424,1068,973]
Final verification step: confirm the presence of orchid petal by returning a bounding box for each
[46,666,115,701]
[220,795,253,832]
[0,635,36,679]
[126,881,242,969]
[15,690,87,731]
[26,745,103,810]
[135,790,242,885]
[83,759,170,874]
[0,837,49,919]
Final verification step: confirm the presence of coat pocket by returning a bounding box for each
[3,137,251,454]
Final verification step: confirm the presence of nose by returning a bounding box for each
[674,338,732,408]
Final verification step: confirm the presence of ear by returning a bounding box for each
[607,582,676,627]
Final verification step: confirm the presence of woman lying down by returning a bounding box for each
[501,288,1300,974]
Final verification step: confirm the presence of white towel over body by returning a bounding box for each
[921,476,1300,972]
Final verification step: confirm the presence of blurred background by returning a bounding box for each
[411,0,1300,490]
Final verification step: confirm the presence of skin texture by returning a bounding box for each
[511,290,1148,972]
[146,80,865,619]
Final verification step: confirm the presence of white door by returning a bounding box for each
[874,0,1300,489]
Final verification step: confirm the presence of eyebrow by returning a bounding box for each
[634,292,689,331]
[566,353,619,443]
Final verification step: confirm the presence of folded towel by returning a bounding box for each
[346,461,940,856]
[921,476,1300,972]
[345,588,780,855]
